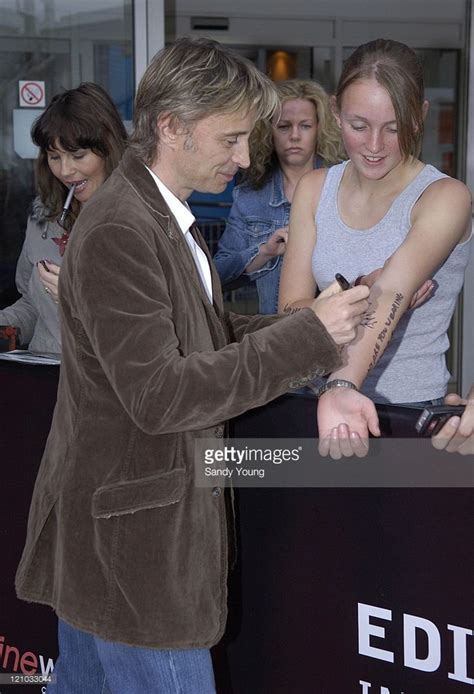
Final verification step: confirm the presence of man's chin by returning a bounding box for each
[192,178,231,196]
[205,182,229,194]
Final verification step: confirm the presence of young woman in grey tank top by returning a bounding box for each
[279,38,472,458]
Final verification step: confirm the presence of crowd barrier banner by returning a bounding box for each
[1,363,59,693]
[1,364,472,693]
[217,394,473,694]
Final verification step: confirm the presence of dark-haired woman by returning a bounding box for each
[0,83,127,355]
[279,39,472,456]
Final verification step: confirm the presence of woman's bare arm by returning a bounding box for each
[318,177,472,451]
[278,169,328,314]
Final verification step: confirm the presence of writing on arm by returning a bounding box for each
[282,303,303,316]
[328,177,471,387]
[361,303,377,329]
[366,292,404,373]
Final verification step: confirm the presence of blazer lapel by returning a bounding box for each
[118,149,227,345]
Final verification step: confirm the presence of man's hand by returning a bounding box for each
[432,386,474,455]
[311,282,369,346]
[360,268,434,310]
[317,387,380,458]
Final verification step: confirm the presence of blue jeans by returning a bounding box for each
[47,619,216,693]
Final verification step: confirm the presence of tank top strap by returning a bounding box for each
[388,164,449,227]
[315,161,348,222]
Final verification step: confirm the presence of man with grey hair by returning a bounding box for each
[16,38,369,692]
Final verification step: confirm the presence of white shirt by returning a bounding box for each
[146,166,213,303]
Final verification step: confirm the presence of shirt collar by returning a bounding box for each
[145,166,195,234]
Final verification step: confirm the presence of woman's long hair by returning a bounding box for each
[244,79,345,190]
[32,82,127,229]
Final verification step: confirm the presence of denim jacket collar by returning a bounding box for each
[269,167,287,208]
[269,157,321,208]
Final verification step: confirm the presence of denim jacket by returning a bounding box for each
[213,161,319,314]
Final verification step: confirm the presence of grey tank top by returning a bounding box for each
[312,160,472,404]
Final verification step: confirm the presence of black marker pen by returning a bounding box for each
[335,273,351,291]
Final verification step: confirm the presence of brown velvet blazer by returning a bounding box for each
[15,148,341,648]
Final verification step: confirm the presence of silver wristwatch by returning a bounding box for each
[314,378,359,398]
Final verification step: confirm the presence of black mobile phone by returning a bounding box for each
[39,260,50,272]
[415,404,466,436]
[335,273,351,291]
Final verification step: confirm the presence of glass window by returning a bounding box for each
[0,0,133,305]
[418,49,459,177]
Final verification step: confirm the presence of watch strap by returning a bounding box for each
[315,378,359,398]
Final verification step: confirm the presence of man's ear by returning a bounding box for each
[330,95,341,128]
[422,99,429,121]
[156,113,181,146]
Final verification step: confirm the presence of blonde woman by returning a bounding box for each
[214,79,345,313]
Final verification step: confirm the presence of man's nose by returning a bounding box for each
[234,140,250,169]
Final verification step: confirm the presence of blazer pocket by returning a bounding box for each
[91,467,186,519]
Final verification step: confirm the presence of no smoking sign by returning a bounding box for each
[19,80,46,108]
